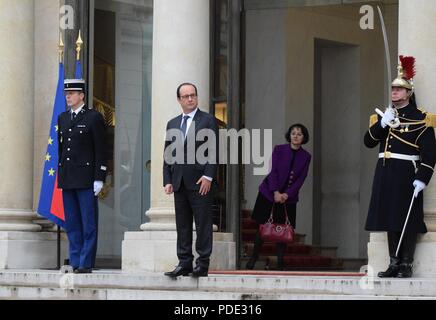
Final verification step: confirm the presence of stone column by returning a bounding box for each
[0,0,39,268]
[0,0,69,269]
[0,0,39,231]
[33,0,61,230]
[397,0,436,231]
[142,0,211,232]
[33,0,68,259]
[122,0,235,272]
[368,0,436,277]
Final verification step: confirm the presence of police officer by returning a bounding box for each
[58,79,107,274]
[364,56,436,278]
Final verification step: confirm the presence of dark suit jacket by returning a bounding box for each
[163,108,219,192]
[259,144,311,203]
[57,106,107,190]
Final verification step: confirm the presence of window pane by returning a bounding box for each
[93,0,153,267]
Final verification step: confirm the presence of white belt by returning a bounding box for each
[378,152,420,161]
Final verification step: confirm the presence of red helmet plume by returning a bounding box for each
[399,55,416,80]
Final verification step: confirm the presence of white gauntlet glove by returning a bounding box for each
[380,107,400,129]
[94,181,104,196]
[413,180,426,198]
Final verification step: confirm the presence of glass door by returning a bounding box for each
[90,0,153,268]
[241,0,398,270]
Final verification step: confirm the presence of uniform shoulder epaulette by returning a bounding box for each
[418,107,427,114]
[369,114,378,127]
[425,113,436,128]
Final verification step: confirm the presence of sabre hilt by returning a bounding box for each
[375,107,401,128]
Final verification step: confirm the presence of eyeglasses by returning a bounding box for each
[180,94,197,100]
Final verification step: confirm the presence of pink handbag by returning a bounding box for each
[259,205,294,243]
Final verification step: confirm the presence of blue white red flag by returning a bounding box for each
[37,63,67,227]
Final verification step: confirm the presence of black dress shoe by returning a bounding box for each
[74,268,92,274]
[192,266,208,277]
[378,257,400,278]
[164,266,192,278]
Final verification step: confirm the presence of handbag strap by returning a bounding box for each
[267,203,291,226]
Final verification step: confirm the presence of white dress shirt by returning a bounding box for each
[71,103,85,116]
[180,108,198,134]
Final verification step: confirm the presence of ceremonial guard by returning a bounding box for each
[364,56,436,278]
[57,79,107,274]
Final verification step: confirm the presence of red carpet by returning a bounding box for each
[209,270,364,277]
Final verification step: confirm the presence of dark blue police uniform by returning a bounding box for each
[57,79,107,272]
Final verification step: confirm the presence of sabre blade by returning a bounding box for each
[377,6,392,109]
[396,193,416,257]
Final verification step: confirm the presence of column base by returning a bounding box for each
[0,209,42,232]
[0,232,68,269]
[141,207,176,231]
[122,231,236,272]
[368,232,436,278]
[424,210,436,232]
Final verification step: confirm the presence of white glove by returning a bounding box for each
[380,107,399,129]
[94,181,104,196]
[413,180,426,198]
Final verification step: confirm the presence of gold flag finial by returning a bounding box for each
[59,33,64,63]
[76,30,83,61]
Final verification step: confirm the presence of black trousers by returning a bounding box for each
[387,231,417,263]
[174,182,213,269]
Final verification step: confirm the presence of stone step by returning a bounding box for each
[1,270,436,300]
[262,255,341,271]
[1,286,433,300]
[310,246,339,259]
[2,285,434,300]
[243,242,313,256]
[239,256,340,272]
[241,211,341,271]
[241,218,257,230]
[243,243,339,259]
[239,257,269,270]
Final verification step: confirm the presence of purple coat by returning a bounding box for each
[259,144,311,204]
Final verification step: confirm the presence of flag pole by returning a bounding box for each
[76,30,83,61]
[59,33,64,64]
[57,226,61,270]
[57,32,64,270]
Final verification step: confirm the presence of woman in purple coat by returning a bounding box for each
[246,124,311,270]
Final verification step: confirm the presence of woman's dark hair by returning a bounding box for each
[285,123,309,145]
[177,83,198,98]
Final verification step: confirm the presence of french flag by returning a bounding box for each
[37,62,67,227]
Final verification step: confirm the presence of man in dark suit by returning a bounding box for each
[163,83,219,278]
[57,79,107,274]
